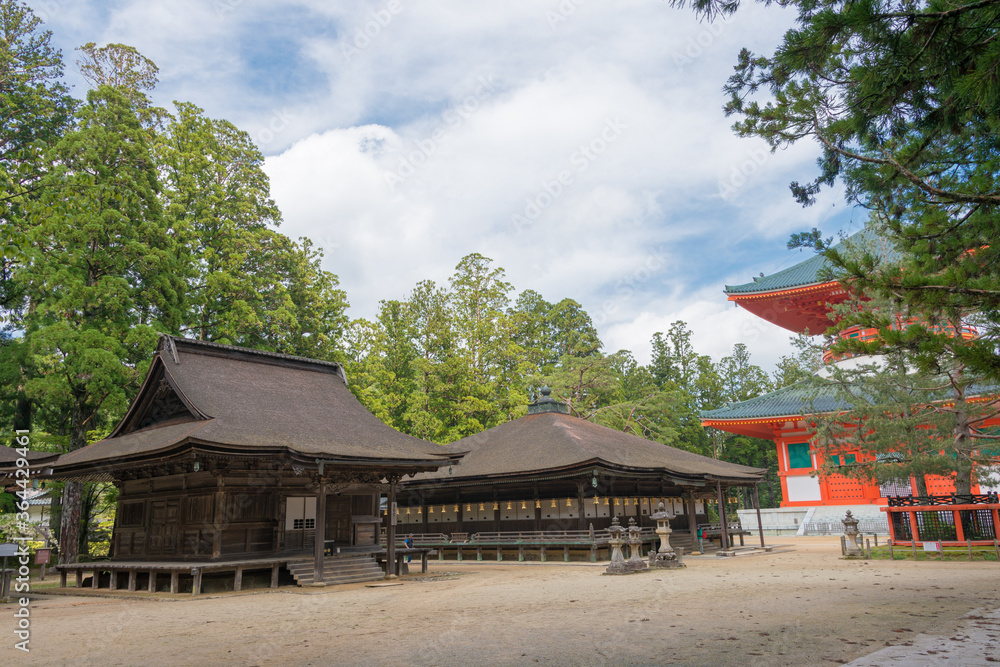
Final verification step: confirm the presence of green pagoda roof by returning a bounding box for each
[725,227,891,296]
[701,379,845,422]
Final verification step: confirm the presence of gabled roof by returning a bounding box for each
[724,227,895,297]
[413,411,765,484]
[52,336,461,475]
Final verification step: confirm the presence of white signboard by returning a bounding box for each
[922,541,942,552]
[0,543,17,557]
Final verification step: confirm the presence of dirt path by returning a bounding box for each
[5,537,1000,666]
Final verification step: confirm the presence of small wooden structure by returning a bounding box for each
[882,493,1000,546]
[46,336,463,592]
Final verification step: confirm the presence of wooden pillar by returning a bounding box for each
[212,478,225,559]
[127,569,136,592]
[234,566,243,592]
[270,563,280,588]
[533,484,542,531]
[457,490,464,534]
[109,570,118,591]
[716,481,730,552]
[493,491,501,532]
[75,569,82,588]
[192,568,202,596]
[686,490,698,547]
[92,569,100,589]
[954,509,965,542]
[577,480,587,531]
[386,479,398,578]
[60,568,67,588]
[313,480,327,584]
[908,509,921,543]
[752,484,766,548]
[170,571,179,594]
[148,571,157,593]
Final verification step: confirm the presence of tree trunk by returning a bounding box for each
[58,481,83,564]
[914,475,928,497]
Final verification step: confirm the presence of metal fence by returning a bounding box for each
[802,519,889,535]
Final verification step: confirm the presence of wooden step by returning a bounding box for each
[287,555,384,587]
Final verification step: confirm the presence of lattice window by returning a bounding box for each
[960,510,996,541]
[890,512,912,540]
[915,510,957,541]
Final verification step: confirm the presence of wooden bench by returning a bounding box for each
[699,522,752,548]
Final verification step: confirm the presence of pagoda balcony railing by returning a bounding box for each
[886,493,999,507]
[822,323,978,365]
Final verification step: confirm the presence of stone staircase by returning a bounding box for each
[286,554,385,587]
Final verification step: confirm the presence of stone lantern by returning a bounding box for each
[842,510,863,557]
[604,516,630,575]
[626,517,648,571]
[649,502,684,569]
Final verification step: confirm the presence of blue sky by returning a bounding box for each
[31,0,867,370]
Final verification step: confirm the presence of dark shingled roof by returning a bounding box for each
[53,336,460,473]
[725,227,895,296]
[701,379,845,421]
[416,411,765,483]
[0,445,59,465]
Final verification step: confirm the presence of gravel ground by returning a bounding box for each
[4,536,1000,666]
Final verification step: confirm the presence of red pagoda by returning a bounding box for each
[701,230,999,518]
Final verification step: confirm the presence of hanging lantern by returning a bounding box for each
[417,506,422,514]
[593,496,600,505]
[453,505,459,513]
[566,498,572,507]
[535,499,541,509]
[395,507,399,515]
[466,504,472,512]
[479,502,485,511]
[550,499,557,508]
[632,498,638,507]
[506,501,512,510]
[406,507,411,515]
[493,501,499,511]
[604,497,609,505]
[614,498,620,505]
[429,506,434,514]
[442,506,447,514]
[521,500,527,509]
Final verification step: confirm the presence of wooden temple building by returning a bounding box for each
[398,387,768,555]
[701,228,1000,544]
[44,336,463,592]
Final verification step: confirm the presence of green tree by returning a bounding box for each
[650,321,699,388]
[672,0,1000,380]
[0,0,75,318]
[22,84,183,562]
[156,102,347,355]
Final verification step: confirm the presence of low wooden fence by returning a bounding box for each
[383,529,660,563]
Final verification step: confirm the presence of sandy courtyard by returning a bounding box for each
[4,537,1000,666]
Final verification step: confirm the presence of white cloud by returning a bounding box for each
[35,0,856,373]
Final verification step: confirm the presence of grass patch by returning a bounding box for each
[866,546,999,562]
